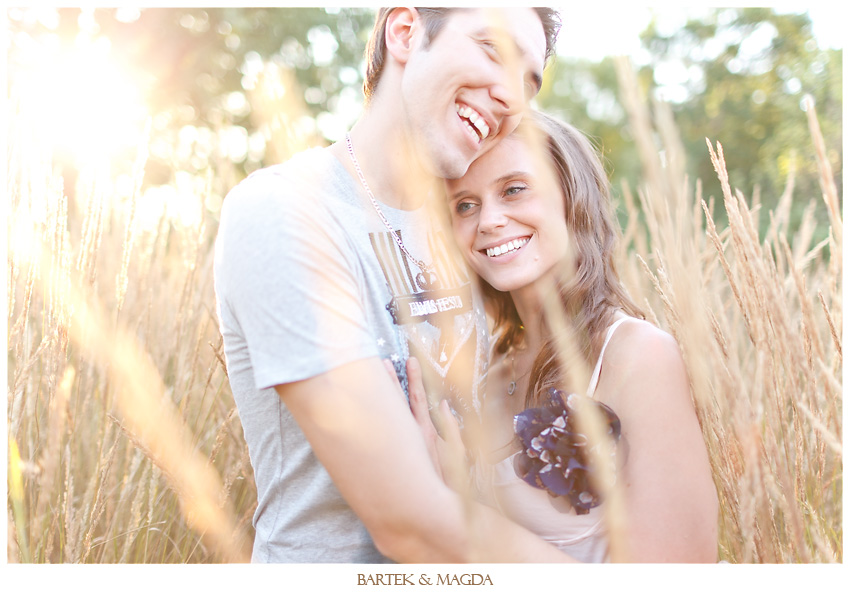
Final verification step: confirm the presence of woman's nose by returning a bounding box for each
[477,200,509,234]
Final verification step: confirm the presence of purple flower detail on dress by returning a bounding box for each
[513,388,621,515]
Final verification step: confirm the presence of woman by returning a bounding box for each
[410,111,718,562]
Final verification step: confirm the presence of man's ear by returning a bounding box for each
[385,7,421,65]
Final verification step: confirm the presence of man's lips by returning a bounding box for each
[455,103,492,141]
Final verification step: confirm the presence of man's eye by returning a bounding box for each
[480,40,502,61]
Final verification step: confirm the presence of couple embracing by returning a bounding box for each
[214,7,718,564]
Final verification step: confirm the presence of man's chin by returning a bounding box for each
[438,155,475,181]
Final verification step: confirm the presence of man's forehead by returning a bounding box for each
[474,23,543,60]
[448,8,546,62]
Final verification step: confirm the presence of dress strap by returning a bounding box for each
[586,316,631,396]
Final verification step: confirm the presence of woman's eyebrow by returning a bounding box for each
[493,171,529,185]
[448,171,529,201]
[448,189,470,202]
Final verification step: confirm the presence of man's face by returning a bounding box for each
[400,8,547,180]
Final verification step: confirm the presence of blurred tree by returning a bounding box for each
[537,56,644,201]
[640,8,841,232]
[8,7,840,236]
[98,7,374,176]
[8,7,375,189]
[541,8,842,236]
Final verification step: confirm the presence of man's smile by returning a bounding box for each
[455,103,492,142]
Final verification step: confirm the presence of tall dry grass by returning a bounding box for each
[610,57,842,563]
[7,85,255,563]
[6,53,841,563]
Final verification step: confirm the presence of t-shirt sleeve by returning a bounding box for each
[215,169,378,389]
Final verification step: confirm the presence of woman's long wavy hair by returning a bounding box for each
[483,111,644,408]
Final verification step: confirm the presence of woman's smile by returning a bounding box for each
[447,134,569,294]
[482,235,531,258]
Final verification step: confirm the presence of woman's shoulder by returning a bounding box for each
[596,317,689,407]
[607,316,683,368]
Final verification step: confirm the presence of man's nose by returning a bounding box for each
[490,82,523,117]
[489,53,527,116]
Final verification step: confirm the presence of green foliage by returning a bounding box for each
[645,9,840,231]
[8,7,840,237]
[541,8,841,238]
[8,7,374,185]
[89,7,373,123]
[539,57,643,191]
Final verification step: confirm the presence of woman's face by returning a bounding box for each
[445,134,570,294]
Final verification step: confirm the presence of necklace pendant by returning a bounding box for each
[416,270,440,291]
[507,381,516,396]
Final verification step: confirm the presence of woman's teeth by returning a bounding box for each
[456,104,491,141]
[485,237,529,258]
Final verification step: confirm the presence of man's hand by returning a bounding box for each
[279,356,576,563]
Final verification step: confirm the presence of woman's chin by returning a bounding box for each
[472,267,531,294]
[484,278,522,294]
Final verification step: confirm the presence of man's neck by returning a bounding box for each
[335,104,436,211]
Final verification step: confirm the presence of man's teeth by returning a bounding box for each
[485,237,529,258]
[456,104,491,141]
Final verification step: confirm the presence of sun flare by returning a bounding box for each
[11,35,149,165]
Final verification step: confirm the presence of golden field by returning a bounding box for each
[6,57,841,564]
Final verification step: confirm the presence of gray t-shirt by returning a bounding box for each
[214,148,487,563]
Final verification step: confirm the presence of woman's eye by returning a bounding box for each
[454,200,477,215]
[504,185,526,197]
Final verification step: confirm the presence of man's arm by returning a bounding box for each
[276,356,577,563]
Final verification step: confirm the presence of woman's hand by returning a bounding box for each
[383,357,467,489]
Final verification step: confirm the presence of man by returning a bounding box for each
[214,7,565,563]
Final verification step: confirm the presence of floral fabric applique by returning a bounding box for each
[513,388,622,515]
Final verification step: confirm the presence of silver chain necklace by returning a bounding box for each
[507,330,529,396]
[345,133,439,290]
[507,348,531,396]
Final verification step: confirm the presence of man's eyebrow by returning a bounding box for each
[476,26,527,55]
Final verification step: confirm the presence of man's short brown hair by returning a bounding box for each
[363,7,561,102]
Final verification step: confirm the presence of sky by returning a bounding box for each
[554,4,844,63]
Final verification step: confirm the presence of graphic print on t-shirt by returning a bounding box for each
[369,228,483,421]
